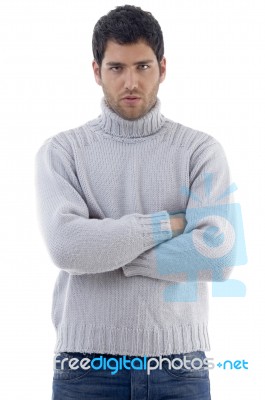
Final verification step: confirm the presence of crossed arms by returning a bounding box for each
[35,136,240,283]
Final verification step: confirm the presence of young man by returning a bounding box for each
[35,5,239,400]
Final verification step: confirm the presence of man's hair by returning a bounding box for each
[92,5,164,66]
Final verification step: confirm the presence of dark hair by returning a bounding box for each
[92,5,164,66]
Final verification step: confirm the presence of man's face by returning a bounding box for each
[92,40,166,120]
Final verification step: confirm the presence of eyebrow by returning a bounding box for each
[105,60,155,67]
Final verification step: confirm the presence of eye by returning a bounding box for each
[110,66,122,72]
[138,65,150,70]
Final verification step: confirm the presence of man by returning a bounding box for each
[35,5,240,400]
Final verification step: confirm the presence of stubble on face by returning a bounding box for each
[95,40,165,121]
[101,79,160,121]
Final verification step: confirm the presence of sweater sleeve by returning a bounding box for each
[122,137,247,282]
[34,137,173,275]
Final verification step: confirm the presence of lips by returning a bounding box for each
[122,96,140,100]
[121,96,141,105]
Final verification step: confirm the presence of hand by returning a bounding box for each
[169,213,187,237]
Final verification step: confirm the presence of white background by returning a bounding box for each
[0,0,264,398]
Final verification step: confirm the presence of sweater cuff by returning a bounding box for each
[135,210,173,249]
[123,264,151,278]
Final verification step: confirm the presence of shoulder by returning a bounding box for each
[36,118,97,158]
[165,118,226,158]
[166,118,220,148]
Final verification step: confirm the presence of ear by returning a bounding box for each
[159,57,166,83]
[92,60,102,86]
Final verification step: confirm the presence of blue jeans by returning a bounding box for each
[52,350,211,399]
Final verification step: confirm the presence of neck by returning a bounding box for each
[97,97,165,138]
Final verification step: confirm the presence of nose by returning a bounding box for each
[124,68,138,92]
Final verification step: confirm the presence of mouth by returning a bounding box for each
[121,96,141,105]
[123,95,140,99]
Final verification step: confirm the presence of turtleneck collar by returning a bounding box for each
[97,97,166,139]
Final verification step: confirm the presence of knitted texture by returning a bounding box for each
[35,98,234,356]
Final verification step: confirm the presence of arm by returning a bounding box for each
[122,138,247,283]
[34,137,173,275]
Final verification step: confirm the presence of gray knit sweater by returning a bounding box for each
[34,98,236,357]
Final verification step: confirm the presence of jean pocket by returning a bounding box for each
[161,351,210,380]
[53,352,93,382]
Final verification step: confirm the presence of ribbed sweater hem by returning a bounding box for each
[54,323,210,357]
